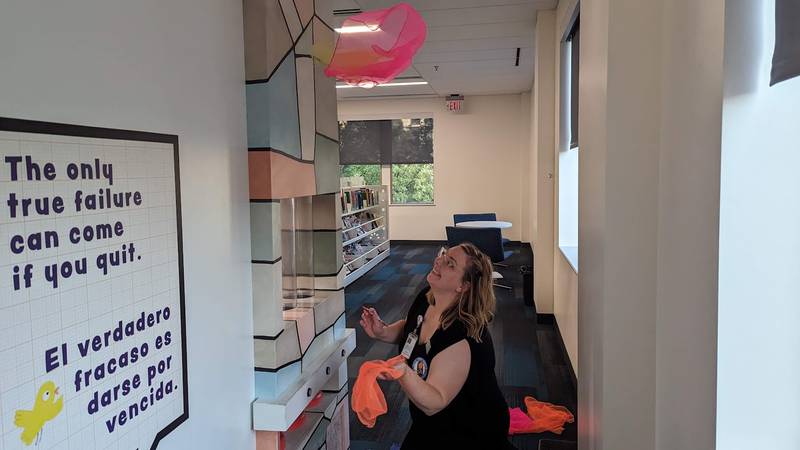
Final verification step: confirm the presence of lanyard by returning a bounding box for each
[402,314,425,359]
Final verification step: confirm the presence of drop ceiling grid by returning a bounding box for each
[334,0,553,98]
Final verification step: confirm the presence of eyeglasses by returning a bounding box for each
[436,246,457,269]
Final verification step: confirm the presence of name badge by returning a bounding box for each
[401,332,418,359]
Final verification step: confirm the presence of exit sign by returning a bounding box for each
[446,95,464,113]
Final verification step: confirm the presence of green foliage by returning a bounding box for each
[340,164,381,186]
[392,164,434,204]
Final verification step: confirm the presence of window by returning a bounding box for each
[338,118,434,204]
[391,163,434,203]
[340,164,381,185]
[558,16,579,272]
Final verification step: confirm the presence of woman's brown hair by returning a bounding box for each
[427,242,496,342]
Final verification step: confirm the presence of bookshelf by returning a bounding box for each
[341,185,390,287]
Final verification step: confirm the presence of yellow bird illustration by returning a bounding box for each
[14,381,63,446]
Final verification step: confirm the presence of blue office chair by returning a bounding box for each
[453,213,511,246]
[446,226,513,290]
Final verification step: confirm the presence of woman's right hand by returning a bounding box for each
[360,306,387,340]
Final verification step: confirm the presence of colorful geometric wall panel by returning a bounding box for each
[297,56,316,161]
[313,19,339,141]
[246,52,302,156]
[255,361,302,398]
[251,202,282,262]
[249,150,316,200]
[313,231,342,276]
[314,134,340,194]
[253,261,285,337]
[279,0,303,40]
[312,193,341,230]
[244,0,350,445]
[244,0,294,81]
[255,322,301,367]
[294,0,314,27]
[283,308,315,353]
[295,25,313,56]
[246,83,271,148]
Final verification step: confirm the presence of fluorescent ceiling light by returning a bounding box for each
[336,81,429,89]
[334,25,381,33]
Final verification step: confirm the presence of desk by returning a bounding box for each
[455,220,512,229]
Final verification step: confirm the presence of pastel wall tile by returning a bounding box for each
[251,202,282,262]
[255,431,281,450]
[296,56,316,161]
[249,151,273,199]
[279,0,303,41]
[255,360,301,398]
[254,320,301,368]
[301,327,334,373]
[310,292,344,333]
[246,83,271,148]
[244,0,293,81]
[313,19,338,140]
[326,399,350,450]
[295,26,313,56]
[314,134,340,194]
[313,231,341,276]
[312,193,339,230]
[253,261,285,336]
[294,0,314,28]
[283,307,314,353]
[268,152,316,199]
[314,0,336,31]
[267,53,302,157]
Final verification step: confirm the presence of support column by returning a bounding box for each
[578,0,724,449]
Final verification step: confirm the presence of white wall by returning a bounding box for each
[0,2,255,449]
[338,95,529,242]
[551,0,580,374]
[718,1,800,448]
[578,0,724,449]
[532,11,558,315]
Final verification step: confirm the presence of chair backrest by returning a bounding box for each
[453,213,497,225]
[445,226,506,263]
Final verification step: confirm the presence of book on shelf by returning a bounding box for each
[340,187,379,213]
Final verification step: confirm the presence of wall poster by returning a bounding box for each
[0,118,188,450]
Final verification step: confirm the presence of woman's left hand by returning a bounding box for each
[377,361,408,381]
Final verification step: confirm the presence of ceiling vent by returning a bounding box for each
[333,8,362,16]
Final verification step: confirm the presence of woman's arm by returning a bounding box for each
[376,319,406,344]
[397,339,470,416]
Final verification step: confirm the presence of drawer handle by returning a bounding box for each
[341,349,346,357]
[326,367,331,375]
[307,388,312,397]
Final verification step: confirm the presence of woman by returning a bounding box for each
[360,243,513,449]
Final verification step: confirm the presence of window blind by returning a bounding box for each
[339,118,433,164]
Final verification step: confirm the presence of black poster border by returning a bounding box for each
[0,117,189,450]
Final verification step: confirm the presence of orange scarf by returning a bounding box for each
[508,396,574,435]
[351,355,407,428]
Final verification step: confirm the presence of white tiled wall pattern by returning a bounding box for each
[0,131,185,450]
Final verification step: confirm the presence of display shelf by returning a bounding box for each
[344,248,390,287]
[342,216,384,234]
[341,204,382,217]
[340,185,390,287]
[342,225,385,247]
[340,184,382,191]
